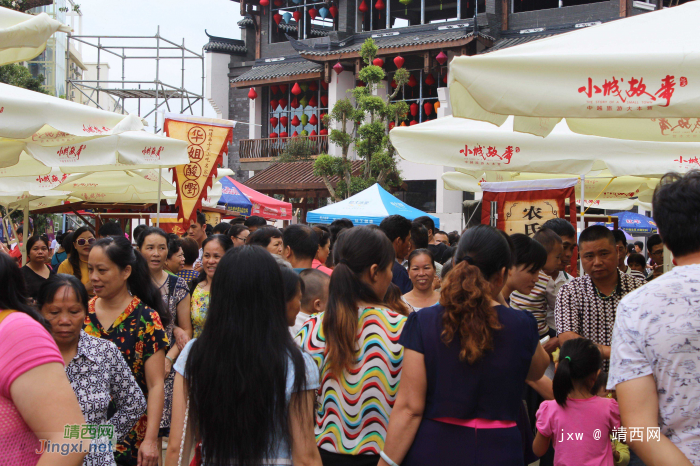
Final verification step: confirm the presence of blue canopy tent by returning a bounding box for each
[306,183,440,228]
[602,212,658,235]
[218,177,253,216]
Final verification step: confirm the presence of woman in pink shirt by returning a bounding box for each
[311,226,333,275]
[534,338,621,466]
[0,253,86,466]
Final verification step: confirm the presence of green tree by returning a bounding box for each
[313,38,409,201]
[0,63,48,94]
[0,0,55,12]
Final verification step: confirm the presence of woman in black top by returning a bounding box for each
[21,235,56,301]
[378,225,550,466]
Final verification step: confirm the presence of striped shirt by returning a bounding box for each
[295,307,406,456]
[510,271,550,336]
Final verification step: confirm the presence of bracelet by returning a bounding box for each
[379,450,399,466]
[165,355,174,365]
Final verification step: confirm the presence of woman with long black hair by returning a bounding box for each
[296,226,405,466]
[21,235,56,301]
[165,246,321,466]
[377,225,550,466]
[83,235,169,466]
[57,225,96,295]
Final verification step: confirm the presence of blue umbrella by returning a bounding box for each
[218,177,253,216]
[611,212,657,235]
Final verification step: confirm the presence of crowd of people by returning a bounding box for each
[1,170,699,466]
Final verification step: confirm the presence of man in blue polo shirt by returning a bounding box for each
[379,215,413,294]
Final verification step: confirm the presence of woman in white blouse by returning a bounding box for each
[38,275,147,466]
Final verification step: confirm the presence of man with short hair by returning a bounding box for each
[609,171,700,466]
[187,212,208,270]
[97,221,123,239]
[434,231,450,246]
[379,215,413,294]
[244,215,267,233]
[555,225,645,371]
[282,225,319,273]
[414,215,449,264]
[611,229,631,274]
[646,233,664,280]
[212,222,231,235]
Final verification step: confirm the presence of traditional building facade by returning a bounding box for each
[205,0,673,229]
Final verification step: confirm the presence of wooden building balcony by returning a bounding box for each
[239,135,329,162]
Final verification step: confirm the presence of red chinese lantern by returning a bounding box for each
[280,131,288,138]
[292,131,299,137]
[270,116,279,128]
[308,7,318,19]
[274,0,283,6]
[320,95,328,106]
[332,62,344,83]
[291,115,301,126]
[393,55,404,69]
[407,74,418,87]
[390,79,397,89]
[279,97,288,109]
[309,81,318,91]
[389,121,395,130]
[269,132,278,138]
[425,73,436,95]
[321,81,329,90]
[270,85,279,95]
[293,10,302,22]
[358,0,368,23]
[273,13,283,30]
[436,51,447,66]
[410,102,418,116]
[320,128,328,135]
[291,82,302,95]
[248,87,258,100]
[279,84,288,93]
[375,0,384,19]
[409,120,417,126]
[329,4,338,17]
[356,80,365,87]
[372,58,384,68]
[290,97,300,109]
[443,74,448,84]
[309,129,318,140]
[309,114,318,126]
[320,112,327,124]
[308,95,318,107]
[424,102,433,116]
[270,99,279,110]
[259,0,269,9]
[280,115,288,127]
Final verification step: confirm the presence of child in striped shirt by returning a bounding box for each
[511,228,563,337]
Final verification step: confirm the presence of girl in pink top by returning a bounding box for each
[534,338,621,466]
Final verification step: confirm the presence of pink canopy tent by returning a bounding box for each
[223,176,292,221]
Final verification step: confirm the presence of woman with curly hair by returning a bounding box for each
[378,225,550,466]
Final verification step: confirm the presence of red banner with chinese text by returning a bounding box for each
[481,186,576,238]
[164,117,233,226]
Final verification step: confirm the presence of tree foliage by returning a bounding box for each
[0,63,48,94]
[313,37,409,200]
[0,0,55,12]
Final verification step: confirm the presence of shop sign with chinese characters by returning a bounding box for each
[164,117,233,225]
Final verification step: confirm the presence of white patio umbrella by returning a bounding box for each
[0,6,71,66]
[449,1,700,140]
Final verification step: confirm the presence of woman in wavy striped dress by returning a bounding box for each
[296,226,406,466]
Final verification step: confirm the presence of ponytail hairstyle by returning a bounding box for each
[553,338,602,407]
[323,226,395,378]
[440,225,513,364]
[189,234,233,294]
[92,235,170,327]
[68,225,95,281]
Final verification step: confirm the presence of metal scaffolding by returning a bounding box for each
[66,26,205,133]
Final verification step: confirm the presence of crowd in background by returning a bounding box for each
[1,171,699,466]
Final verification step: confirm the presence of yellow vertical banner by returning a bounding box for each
[164,116,234,225]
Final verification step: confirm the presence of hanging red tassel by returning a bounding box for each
[375,0,384,20]
[358,0,368,26]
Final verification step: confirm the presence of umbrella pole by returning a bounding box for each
[579,175,585,276]
[21,199,29,265]
[156,166,162,228]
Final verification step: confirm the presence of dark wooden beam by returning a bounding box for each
[230,71,323,88]
[423,52,430,73]
[501,0,509,30]
[324,62,331,83]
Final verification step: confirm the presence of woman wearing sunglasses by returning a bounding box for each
[57,226,96,296]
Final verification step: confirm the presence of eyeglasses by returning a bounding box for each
[76,238,95,246]
[236,236,248,242]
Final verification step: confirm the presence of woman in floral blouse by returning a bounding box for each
[38,274,147,466]
[136,227,192,453]
[188,235,232,338]
[83,235,170,466]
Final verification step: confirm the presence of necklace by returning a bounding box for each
[155,273,168,290]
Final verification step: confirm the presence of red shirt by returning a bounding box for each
[311,259,333,276]
[9,243,22,267]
